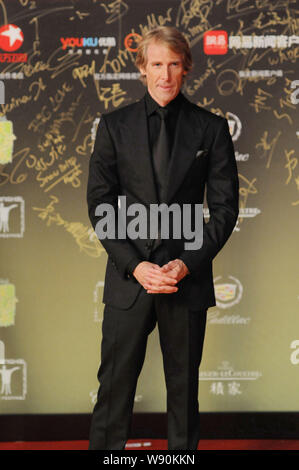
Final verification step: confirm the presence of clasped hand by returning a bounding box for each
[133,259,189,294]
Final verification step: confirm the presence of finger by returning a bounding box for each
[149,267,178,279]
[144,275,178,288]
[161,262,175,271]
[151,263,163,270]
[161,263,171,270]
[146,272,178,285]
[161,263,179,274]
[146,285,178,294]
[154,268,180,281]
[143,280,177,291]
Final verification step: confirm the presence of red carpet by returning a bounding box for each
[0,439,298,450]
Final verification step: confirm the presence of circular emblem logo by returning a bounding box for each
[226,112,242,142]
[124,32,142,52]
[214,275,243,309]
[0,24,24,52]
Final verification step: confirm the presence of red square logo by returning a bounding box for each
[204,30,228,55]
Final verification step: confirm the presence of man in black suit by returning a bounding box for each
[87,26,239,450]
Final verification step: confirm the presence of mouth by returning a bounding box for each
[159,85,173,91]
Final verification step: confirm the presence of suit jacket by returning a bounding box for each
[87,93,239,311]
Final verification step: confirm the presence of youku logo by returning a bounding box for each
[60,37,116,50]
[94,196,203,250]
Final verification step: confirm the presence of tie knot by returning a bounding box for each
[157,107,168,120]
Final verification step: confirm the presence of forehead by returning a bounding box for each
[146,40,183,62]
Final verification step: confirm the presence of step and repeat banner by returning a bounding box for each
[0,0,298,415]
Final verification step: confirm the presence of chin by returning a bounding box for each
[158,90,177,101]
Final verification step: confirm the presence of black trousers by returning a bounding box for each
[88,245,207,450]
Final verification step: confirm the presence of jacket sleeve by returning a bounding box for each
[179,117,239,275]
[87,115,142,278]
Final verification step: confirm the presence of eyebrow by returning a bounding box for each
[149,59,182,64]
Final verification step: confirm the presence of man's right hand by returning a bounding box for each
[133,261,178,294]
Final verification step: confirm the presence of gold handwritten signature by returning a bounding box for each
[255,130,282,168]
[33,195,105,258]
[238,173,258,223]
[0,77,46,117]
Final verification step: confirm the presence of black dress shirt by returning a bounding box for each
[125,91,183,278]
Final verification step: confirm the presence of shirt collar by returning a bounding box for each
[145,90,183,116]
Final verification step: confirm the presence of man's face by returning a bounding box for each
[139,40,186,107]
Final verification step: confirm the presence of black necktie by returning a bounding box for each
[152,107,169,203]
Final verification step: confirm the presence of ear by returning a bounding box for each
[138,65,146,77]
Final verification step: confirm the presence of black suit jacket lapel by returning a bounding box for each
[165,96,206,204]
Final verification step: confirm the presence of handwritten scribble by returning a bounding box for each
[33,195,105,258]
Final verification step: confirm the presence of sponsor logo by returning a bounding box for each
[213,275,243,309]
[91,117,101,143]
[0,280,18,327]
[199,360,262,396]
[0,24,27,63]
[90,388,142,406]
[0,24,23,52]
[235,151,249,162]
[0,72,23,80]
[94,72,141,80]
[290,340,299,365]
[204,32,299,55]
[203,31,227,55]
[0,196,25,238]
[0,341,27,400]
[290,80,299,105]
[93,280,104,322]
[203,207,261,232]
[125,441,152,449]
[229,34,299,49]
[61,36,116,55]
[208,310,250,325]
[0,119,16,164]
[0,80,4,104]
[61,36,116,49]
[239,69,283,79]
[124,32,142,52]
[208,275,251,325]
[226,112,242,141]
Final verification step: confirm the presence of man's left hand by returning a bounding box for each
[145,259,189,294]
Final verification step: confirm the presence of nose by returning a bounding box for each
[161,66,171,81]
